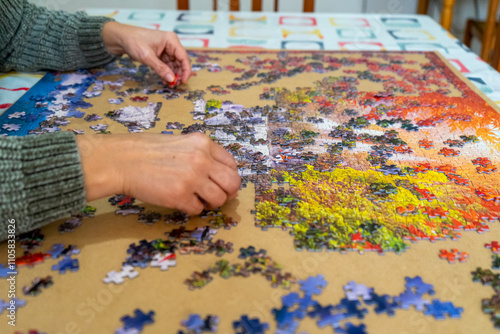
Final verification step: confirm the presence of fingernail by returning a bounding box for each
[166,74,174,82]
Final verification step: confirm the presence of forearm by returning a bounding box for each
[0,132,87,240]
[0,0,117,72]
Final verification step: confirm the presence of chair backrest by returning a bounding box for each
[177,0,315,12]
[491,17,500,71]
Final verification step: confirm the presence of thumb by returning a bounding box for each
[143,54,175,83]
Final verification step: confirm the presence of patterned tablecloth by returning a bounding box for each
[1,9,499,117]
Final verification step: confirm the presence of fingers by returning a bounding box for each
[209,163,241,198]
[177,194,205,215]
[170,34,192,83]
[210,142,238,170]
[195,179,228,210]
[143,53,176,83]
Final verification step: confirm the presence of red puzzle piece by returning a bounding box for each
[16,252,50,267]
[485,241,500,254]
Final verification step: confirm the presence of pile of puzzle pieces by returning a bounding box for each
[175,274,462,334]
[471,241,500,329]
[271,274,462,333]
[103,223,235,284]
[184,246,296,290]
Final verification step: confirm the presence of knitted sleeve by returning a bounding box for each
[0,132,87,240]
[0,0,117,72]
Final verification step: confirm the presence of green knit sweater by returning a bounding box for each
[0,0,117,240]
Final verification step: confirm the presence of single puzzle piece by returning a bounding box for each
[16,252,50,267]
[47,244,80,259]
[0,298,27,314]
[22,276,53,296]
[424,299,464,319]
[364,292,399,316]
[404,276,435,296]
[282,292,318,310]
[115,327,140,334]
[299,274,327,296]
[103,265,139,284]
[51,256,79,274]
[493,255,500,269]
[0,264,12,277]
[272,305,306,331]
[2,124,21,131]
[336,298,368,320]
[90,123,109,131]
[190,226,218,242]
[394,289,431,311]
[150,253,177,271]
[233,315,269,334]
[239,246,267,259]
[343,281,373,301]
[334,323,368,334]
[308,304,345,329]
[120,309,155,331]
[182,314,205,332]
[486,241,500,254]
[138,212,162,225]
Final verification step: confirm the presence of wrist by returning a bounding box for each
[102,21,126,55]
[76,135,123,201]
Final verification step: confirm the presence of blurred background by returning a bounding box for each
[28,0,499,60]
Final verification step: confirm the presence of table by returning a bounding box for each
[2,10,500,334]
[2,10,500,116]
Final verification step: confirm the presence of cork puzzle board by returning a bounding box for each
[1,50,500,334]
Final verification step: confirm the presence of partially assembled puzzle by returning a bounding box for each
[2,50,500,333]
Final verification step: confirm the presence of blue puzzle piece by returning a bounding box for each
[404,276,435,296]
[394,289,430,311]
[424,299,463,319]
[67,110,86,118]
[115,327,140,334]
[282,292,318,310]
[182,314,205,332]
[317,312,346,329]
[272,305,305,331]
[233,315,269,334]
[364,292,399,316]
[47,244,66,258]
[121,309,155,331]
[47,244,79,259]
[0,264,13,278]
[0,298,27,314]
[299,274,327,295]
[308,303,335,319]
[343,281,373,301]
[308,304,345,329]
[336,298,368,320]
[51,256,79,274]
[334,322,368,334]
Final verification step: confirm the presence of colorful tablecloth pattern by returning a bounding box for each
[1,9,499,116]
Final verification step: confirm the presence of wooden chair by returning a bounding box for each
[418,0,456,31]
[490,13,500,71]
[177,0,315,12]
[463,0,500,61]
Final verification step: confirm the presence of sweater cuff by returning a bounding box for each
[76,13,117,68]
[0,132,86,235]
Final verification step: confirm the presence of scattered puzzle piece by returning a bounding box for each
[120,309,155,331]
[51,256,79,274]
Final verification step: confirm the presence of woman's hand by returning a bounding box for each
[101,22,192,85]
[76,133,241,215]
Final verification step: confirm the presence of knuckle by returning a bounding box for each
[190,151,210,170]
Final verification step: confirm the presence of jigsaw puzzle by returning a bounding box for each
[2,49,500,333]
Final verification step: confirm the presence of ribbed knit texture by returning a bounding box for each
[0,0,116,71]
[0,132,86,240]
